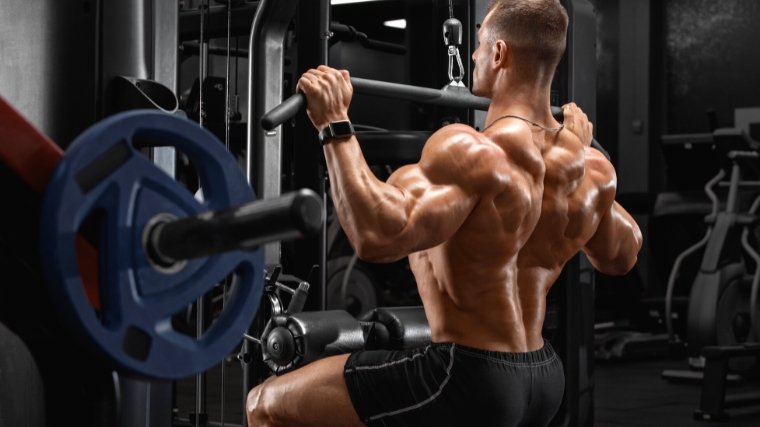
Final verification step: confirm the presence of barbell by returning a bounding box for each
[39,110,322,379]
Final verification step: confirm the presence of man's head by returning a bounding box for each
[472,0,568,97]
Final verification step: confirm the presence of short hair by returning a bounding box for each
[486,0,569,84]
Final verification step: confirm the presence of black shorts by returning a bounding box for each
[343,340,564,427]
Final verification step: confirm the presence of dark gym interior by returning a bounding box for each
[1,0,760,426]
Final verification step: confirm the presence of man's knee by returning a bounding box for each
[246,383,278,427]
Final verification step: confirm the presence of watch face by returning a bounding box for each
[331,121,354,137]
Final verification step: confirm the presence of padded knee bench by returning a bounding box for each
[359,306,432,351]
[261,306,433,375]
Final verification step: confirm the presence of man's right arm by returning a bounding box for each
[581,150,643,276]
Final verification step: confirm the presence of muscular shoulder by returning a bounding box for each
[583,146,617,208]
[418,124,507,191]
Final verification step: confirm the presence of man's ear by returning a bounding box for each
[493,40,509,69]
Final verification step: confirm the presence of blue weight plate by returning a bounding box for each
[40,110,264,380]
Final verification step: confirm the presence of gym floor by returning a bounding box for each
[174,355,760,426]
[595,358,760,426]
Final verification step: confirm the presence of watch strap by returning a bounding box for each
[318,120,355,145]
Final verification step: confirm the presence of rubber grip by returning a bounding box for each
[261,93,305,131]
[551,106,610,161]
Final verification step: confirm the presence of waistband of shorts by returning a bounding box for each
[432,339,556,365]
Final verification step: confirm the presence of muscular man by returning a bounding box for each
[247,0,642,426]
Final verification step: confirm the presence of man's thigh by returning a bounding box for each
[247,353,365,427]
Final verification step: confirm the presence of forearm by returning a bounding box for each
[323,137,409,261]
[584,201,642,275]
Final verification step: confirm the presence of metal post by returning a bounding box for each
[247,0,300,265]
[319,0,331,309]
[697,356,729,420]
[153,0,178,182]
[195,296,207,427]
[617,0,649,192]
[244,2,300,425]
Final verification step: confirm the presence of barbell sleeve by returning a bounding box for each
[147,189,324,265]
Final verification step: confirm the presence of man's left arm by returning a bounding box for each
[297,66,492,263]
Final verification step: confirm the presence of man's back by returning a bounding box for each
[408,117,621,353]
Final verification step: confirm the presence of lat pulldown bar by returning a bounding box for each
[261,79,610,160]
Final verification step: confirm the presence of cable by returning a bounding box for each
[199,0,206,129]
[220,280,228,427]
[225,0,232,152]
[221,2,232,426]
[443,0,464,85]
[197,5,208,426]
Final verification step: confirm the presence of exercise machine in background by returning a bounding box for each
[661,128,760,421]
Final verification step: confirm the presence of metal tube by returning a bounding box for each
[739,229,760,343]
[247,0,299,265]
[244,3,300,422]
[320,170,328,310]
[196,4,208,425]
[726,162,741,214]
[705,169,726,217]
[260,79,490,131]
[196,295,206,427]
[664,228,712,344]
[199,0,207,129]
[319,0,331,312]
[320,0,330,64]
[351,77,490,109]
[665,169,727,343]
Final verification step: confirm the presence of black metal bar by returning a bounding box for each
[179,3,260,42]
[320,171,328,310]
[330,22,407,55]
[260,89,611,161]
[261,94,304,131]
[149,189,323,265]
[723,392,760,409]
[319,0,330,311]
[261,79,489,131]
[195,294,207,427]
[351,77,489,109]
[181,42,249,58]
[359,38,407,55]
[696,356,729,421]
[320,0,330,65]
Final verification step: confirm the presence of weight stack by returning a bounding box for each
[543,253,596,427]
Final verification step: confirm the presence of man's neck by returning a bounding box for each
[484,79,557,131]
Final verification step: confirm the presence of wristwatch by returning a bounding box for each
[318,120,355,145]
